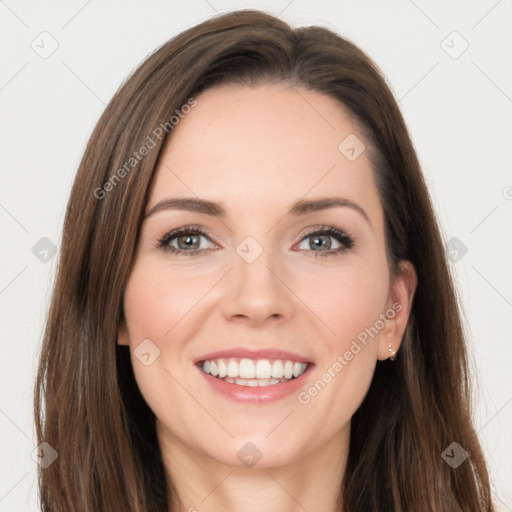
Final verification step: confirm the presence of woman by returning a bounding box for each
[34,9,495,511]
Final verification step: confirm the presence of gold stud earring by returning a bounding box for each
[388,342,397,361]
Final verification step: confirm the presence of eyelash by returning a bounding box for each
[156,224,355,258]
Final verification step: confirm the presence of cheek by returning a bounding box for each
[298,344,376,446]
[121,262,204,436]
[295,268,385,439]
[121,260,218,404]
[304,259,389,348]
[122,261,212,344]
[294,261,387,417]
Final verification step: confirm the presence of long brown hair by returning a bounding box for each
[34,9,495,511]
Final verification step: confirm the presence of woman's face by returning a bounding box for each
[118,83,416,470]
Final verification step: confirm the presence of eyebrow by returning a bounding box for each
[143,196,370,224]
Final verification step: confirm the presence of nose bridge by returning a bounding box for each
[221,232,294,322]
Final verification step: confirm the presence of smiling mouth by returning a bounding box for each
[196,357,311,387]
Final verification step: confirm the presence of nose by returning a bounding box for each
[220,240,295,326]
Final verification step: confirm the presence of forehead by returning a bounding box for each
[148,83,381,222]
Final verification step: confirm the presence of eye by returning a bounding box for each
[157,224,355,258]
[157,225,216,256]
[295,225,354,257]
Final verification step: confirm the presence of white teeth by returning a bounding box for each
[271,360,284,378]
[255,359,272,379]
[292,361,303,378]
[217,359,227,378]
[239,358,255,379]
[200,357,308,384]
[224,377,284,386]
[227,359,238,378]
[284,360,294,379]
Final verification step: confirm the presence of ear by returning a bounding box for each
[376,260,417,360]
[117,316,130,346]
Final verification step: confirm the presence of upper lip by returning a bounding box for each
[193,348,313,365]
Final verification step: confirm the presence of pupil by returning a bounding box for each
[312,235,329,250]
[179,235,199,250]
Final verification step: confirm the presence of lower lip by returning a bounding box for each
[195,364,315,404]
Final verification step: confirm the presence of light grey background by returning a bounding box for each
[1,1,510,510]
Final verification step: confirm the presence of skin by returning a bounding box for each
[118,83,417,512]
